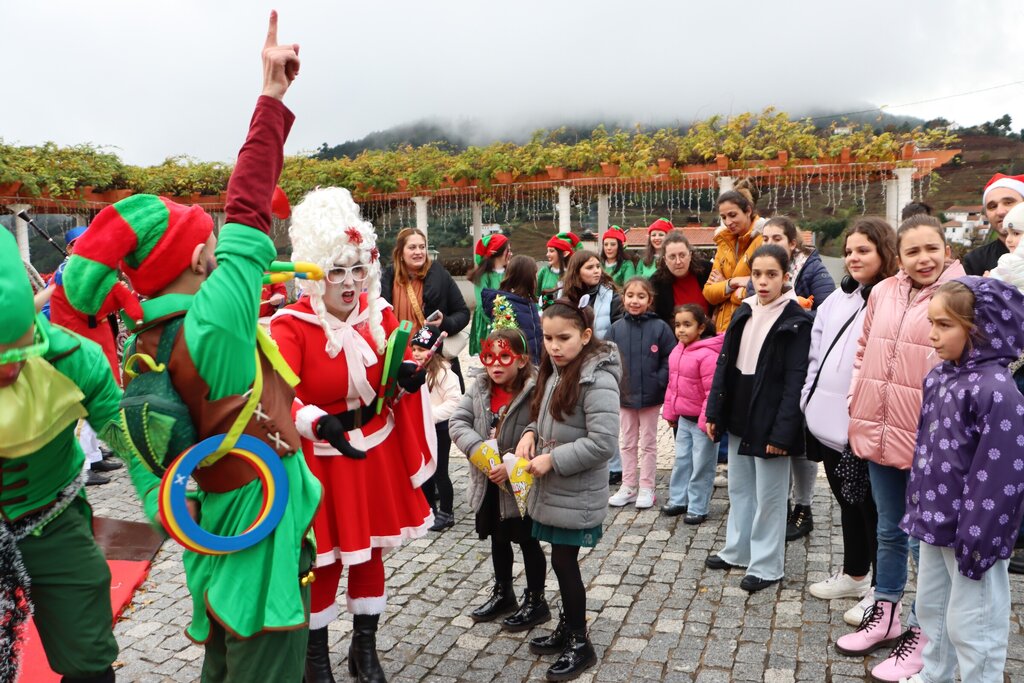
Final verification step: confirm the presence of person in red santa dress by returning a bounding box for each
[270,186,436,683]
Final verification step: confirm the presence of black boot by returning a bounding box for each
[545,631,596,681]
[303,626,336,683]
[61,667,115,683]
[501,590,551,632]
[785,504,813,542]
[347,614,386,683]
[470,580,518,622]
[529,612,568,655]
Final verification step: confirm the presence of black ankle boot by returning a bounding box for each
[785,504,813,542]
[347,614,386,683]
[470,581,518,622]
[501,590,551,632]
[303,626,336,683]
[529,612,568,654]
[545,631,596,681]
[61,667,115,683]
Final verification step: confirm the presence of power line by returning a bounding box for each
[810,80,1024,122]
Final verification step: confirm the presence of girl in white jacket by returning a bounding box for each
[411,326,463,532]
[800,217,899,625]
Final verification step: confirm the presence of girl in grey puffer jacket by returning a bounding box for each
[515,300,621,681]
[448,329,549,632]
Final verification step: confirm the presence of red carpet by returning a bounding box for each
[18,519,162,682]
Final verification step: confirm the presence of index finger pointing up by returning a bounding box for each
[265,10,278,49]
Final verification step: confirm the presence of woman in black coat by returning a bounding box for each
[381,228,471,390]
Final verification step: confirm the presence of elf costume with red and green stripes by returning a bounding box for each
[63,96,322,683]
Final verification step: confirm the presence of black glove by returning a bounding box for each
[397,361,427,393]
[314,414,366,460]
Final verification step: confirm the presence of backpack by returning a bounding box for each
[108,317,197,477]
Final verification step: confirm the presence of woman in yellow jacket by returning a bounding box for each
[703,189,764,332]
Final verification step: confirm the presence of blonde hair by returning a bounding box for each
[933,281,977,349]
[289,187,385,355]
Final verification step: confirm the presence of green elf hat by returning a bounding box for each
[474,233,509,266]
[63,194,213,322]
[0,229,35,344]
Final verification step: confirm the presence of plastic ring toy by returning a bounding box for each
[158,434,289,555]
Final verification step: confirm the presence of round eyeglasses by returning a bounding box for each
[480,349,522,367]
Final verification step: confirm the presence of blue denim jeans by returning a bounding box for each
[917,542,1009,683]
[667,419,717,515]
[608,446,622,474]
[717,434,790,581]
[868,461,919,627]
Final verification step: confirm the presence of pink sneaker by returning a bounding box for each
[834,600,902,656]
[870,626,927,682]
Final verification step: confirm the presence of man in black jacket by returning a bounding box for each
[962,173,1024,276]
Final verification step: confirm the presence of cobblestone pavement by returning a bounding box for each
[88,362,1024,682]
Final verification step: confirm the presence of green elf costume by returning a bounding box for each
[0,227,121,683]
[469,233,509,356]
[536,231,580,309]
[63,95,322,681]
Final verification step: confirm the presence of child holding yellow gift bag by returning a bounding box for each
[449,328,548,631]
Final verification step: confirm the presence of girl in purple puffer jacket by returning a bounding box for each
[901,276,1024,683]
[661,304,724,524]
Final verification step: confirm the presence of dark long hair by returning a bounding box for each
[843,217,899,283]
[600,234,635,273]
[467,241,510,285]
[562,250,616,304]
[499,255,537,300]
[531,300,611,422]
[762,216,811,257]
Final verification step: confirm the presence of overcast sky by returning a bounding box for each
[3,1,1023,165]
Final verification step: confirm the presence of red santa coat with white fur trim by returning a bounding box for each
[270,294,435,567]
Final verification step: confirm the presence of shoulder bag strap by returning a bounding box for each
[804,302,866,405]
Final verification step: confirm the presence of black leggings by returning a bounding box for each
[423,423,454,514]
[491,535,547,593]
[551,544,587,634]
[821,443,878,580]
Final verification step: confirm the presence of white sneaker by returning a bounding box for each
[898,675,924,683]
[608,486,638,507]
[808,571,871,600]
[635,489,656,509]
[844,588,875,627]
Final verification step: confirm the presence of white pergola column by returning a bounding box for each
[894,167,915,222]
[412,196,430,241]
[556,186,572,233]
[885,178,899,228]
[717,175,736,196]
[8,204,32,261]
[471,201,483,247]
[597,193,610,242]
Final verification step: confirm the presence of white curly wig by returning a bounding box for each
[289,187,385,356]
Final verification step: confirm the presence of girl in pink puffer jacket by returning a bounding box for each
[662,304,724,524]
[836,215,965,683]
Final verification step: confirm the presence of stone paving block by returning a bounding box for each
[86,355,1024,682]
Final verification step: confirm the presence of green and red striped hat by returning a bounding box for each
[648,217,674,234]
[64,194,213,320]
[474,233,509,265]
[546,231,581,254]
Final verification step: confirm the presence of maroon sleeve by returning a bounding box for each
[225,95,296,234]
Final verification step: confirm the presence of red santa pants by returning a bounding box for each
[309,548,386,629]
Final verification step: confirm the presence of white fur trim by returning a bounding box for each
[408,387,438,487]
[984,177,1024,203]
[309,603,339,630]
[311,413,394,455]
[314,512,435,568]
[295,404,327,441]
[347,594,387,616]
